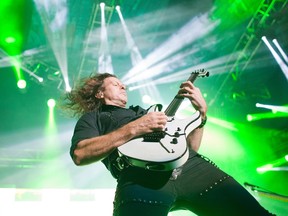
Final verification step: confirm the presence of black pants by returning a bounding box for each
[113,154,274,216]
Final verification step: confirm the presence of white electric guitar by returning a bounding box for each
[117,69,209,171]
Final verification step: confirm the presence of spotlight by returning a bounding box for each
[47,99,56,108]
[100,2,105,8]
[5,36,16,44]
[256,164,273,173]
[246,114,253,122]
[17,80,26,89]
[262,36,288,80]
[142,95,152,104]
[65,86,71,92]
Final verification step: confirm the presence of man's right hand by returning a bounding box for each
[130,112,168,136]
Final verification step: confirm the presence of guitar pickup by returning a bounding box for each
[143,131,165,142]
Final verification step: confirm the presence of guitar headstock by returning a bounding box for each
[193,68,209,78]
[188,69,209,83]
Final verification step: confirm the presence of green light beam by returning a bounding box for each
[247,111,288,122]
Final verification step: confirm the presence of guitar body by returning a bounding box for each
[117,69,208,171]
[117,111,202,171]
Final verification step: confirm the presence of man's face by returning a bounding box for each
[97,77,127,107]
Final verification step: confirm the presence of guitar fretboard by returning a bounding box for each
[164,72,200,116]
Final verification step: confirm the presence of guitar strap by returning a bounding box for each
[146,104,163,112]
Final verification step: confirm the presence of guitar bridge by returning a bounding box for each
[143,131,165,142]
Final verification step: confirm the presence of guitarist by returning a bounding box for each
[64,73,275,216]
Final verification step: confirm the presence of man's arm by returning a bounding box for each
[186,125,205,152]
[178,81,207,152]
[72,111,167,166]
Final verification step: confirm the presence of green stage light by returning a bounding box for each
[0,0,33,89]
[54,70,60,76]
[5,36,16,44]
[17,79,26,89]
[246,114,253,122]
[257,155,288,173]
[212,0,262,29]
[257,164,273,173]
[47,99,56,108]
[46,99,56,136]
[246,111,288,122]
[0,0,29,56]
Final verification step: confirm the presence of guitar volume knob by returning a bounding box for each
[171,138,178,144]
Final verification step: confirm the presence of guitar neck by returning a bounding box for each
[164,69,209,116]
[164,96,184,116]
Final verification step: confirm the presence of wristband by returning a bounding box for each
[198,116,207,128]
